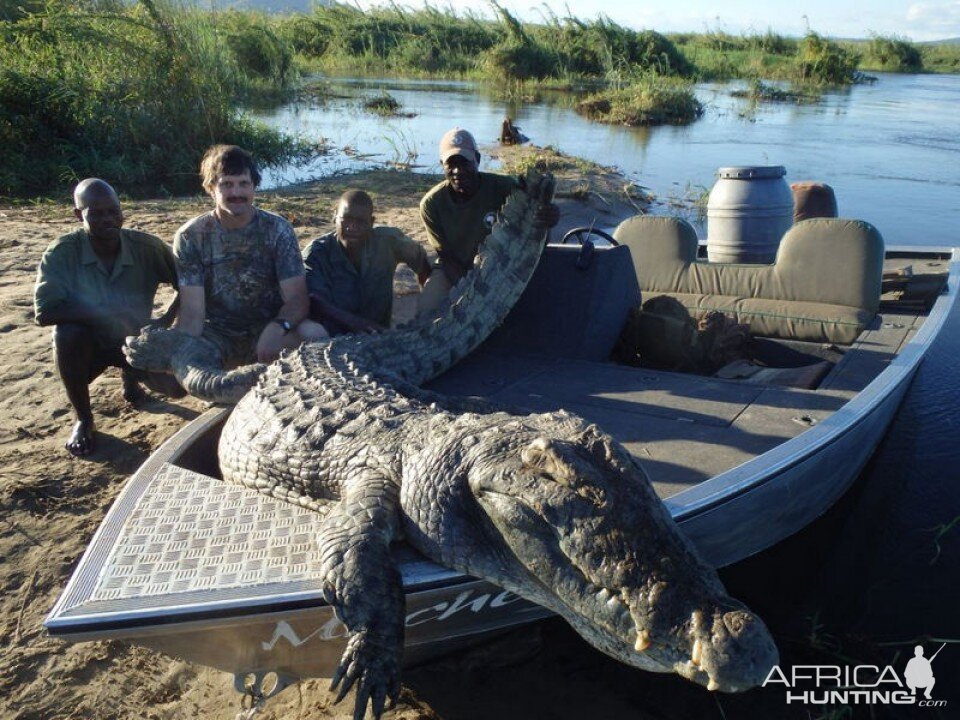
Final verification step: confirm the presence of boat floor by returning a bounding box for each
[425,253,942,500]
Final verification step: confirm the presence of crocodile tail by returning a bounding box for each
[329,166,555,386]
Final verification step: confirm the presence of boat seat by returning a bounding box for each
[613,216,884,345]
[484,243,641,361]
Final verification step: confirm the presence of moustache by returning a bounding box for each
[227,197,248,203]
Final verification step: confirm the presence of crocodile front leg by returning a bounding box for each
[318,466,404,720]
[125,326,265,404]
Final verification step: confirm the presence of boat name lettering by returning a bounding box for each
[260,589,524,651]
[405,589,522,626]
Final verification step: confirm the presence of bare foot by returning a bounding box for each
[66,419,95,457]
[122,373,147,405]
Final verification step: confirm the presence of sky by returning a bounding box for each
[356,0,960,42]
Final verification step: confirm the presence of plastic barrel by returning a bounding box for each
[706,166,794,264]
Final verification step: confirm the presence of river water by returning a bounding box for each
[253,74,960,712]
[253,72,960,248]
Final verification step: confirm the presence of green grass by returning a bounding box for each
[731,80,822,103]
[0,0,312,197]
[575,75,703,126]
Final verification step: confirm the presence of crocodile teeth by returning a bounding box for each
[691,638,703,667]
[634,630,651,652]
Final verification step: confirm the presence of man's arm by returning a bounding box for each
[255,275,309,362]
[173,286,205,336]
[437,251,467,284]
[310,293,385,334]
[171,228,206,336]
[391,231,432,288]
[36,300,142,334]
[419,194,468,284]
[275,275,309,325]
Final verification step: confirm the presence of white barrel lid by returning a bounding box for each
[716,166,786,179]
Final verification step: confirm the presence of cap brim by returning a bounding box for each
[440,148,478,167]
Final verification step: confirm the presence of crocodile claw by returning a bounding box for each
[330,629,401,720]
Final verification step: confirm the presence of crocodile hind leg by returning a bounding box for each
[318,466,404,720]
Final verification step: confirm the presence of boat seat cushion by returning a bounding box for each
[613,216,885,344]
[485,243,642,361]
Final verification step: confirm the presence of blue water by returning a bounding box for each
[252,73,960,248]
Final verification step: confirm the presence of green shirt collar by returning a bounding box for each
[79,230,134,279]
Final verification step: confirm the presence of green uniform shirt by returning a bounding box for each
[174,208,305,338]
[34,228,177,341]
[303,226,427,328]
[420,172,517,269]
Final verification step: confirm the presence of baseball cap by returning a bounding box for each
[439,127,478,167]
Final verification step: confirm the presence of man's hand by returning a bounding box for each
[255,321,287,363]
[534,202,560,229]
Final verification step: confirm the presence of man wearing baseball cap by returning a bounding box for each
[416,127,559,316]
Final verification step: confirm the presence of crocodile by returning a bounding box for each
[126,169,778,720]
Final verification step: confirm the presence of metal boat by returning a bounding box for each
[44,216,959,702]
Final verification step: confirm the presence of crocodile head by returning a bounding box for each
[407,415,778,693]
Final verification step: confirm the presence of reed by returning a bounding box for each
[795,32,860,84]
[0,0,310,197]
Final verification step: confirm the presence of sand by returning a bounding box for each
[2,157,727,720]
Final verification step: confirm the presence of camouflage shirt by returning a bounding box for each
[174,208,304,337]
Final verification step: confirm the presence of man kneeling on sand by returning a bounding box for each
[300,189,431,338]
[34,179,182,457]
[172,144,310,365]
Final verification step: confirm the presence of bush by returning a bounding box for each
[217,10,295,88]
[0,0,310,197]
[796,33,860,84]
[863,35,923,72]
[575,75,703,126]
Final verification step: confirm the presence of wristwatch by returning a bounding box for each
[273,318,293,334]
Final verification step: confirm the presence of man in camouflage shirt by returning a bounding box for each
[173,145,309,367]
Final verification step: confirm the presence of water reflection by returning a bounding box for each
[251,73,960,247]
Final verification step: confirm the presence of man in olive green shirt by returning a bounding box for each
[416,127,560,317]
[301,190,431,337]
[34,179,180,457]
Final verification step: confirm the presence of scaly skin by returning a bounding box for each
[124,327,264,404]
[132,169,778,719]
